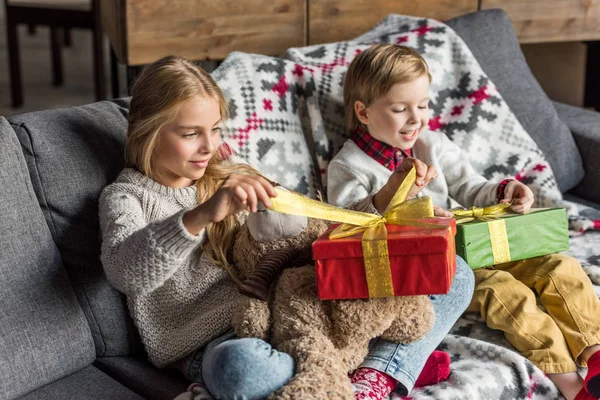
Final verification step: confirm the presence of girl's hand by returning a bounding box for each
[374,158,438,213]
[434,206,453,217]
[500,181,534,214]
[206,174,278,221]
[183,174,277,235]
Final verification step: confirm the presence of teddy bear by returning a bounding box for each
[230,200,436,400]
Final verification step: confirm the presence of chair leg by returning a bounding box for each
[50,26,64,86]
[126,66,140,96]
[64,28,72,47]
[7,19,23,108]
[110,47,120,99]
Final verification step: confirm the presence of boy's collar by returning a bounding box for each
[351,126,411,172]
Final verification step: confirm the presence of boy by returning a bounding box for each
[328,43,600,400]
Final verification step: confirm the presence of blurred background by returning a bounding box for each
[0,1,597,118]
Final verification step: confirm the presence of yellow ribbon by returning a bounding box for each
[451,203,511,224]
[451,203,512,264]
[269,167,435,297]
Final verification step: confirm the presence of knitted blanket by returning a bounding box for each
[212,14,600,400]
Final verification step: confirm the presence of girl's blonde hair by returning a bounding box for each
[344,44,431,132]
[126,55,260,277]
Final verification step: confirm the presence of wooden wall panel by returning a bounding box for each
[104,0,307,65]
[481,0,600,43]
[308,0,478,45]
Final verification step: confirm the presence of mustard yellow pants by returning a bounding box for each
[467,253,600,374]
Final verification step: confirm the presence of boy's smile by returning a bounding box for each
[355,75,430,150]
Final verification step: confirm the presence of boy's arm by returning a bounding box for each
[436,133,499,208]
[327,161,380,214]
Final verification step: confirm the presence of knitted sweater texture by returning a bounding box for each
[99,168,239,368]
[327,129,500,211]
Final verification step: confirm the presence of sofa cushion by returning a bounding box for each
[94,356,188,400]
[553,101,600,204]
[445,9,585,193]
[17,366,144,400]
[8,99,142,358]
[0,118,95,399]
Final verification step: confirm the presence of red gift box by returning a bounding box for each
[312,218,457,300]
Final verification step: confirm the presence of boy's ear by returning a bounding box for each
[354,100,369,125]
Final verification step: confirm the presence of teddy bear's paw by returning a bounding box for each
[267,368,354,400]
[329,297,397,349]
[231,298,271,340]
[380,296,435,343]
[336,344,370,372]
[270,336,355,400]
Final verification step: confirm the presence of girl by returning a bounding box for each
[329,43,600,400]
[99,56,293,399]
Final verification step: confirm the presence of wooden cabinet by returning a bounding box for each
[481,0,600,43]
[308,0,478,45]
[101,0,306,66]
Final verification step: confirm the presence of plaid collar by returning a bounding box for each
[351,126,411,171]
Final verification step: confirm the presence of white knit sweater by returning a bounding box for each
[327,129,500,211]
[98,168,239,368]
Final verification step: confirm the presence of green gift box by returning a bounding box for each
[455,208,570,269]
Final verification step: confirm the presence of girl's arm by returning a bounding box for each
[99,188,203,296]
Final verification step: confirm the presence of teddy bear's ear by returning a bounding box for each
[238,245,313,301]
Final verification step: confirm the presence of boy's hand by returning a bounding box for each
[434,206,453,217]
[500,181,534,214]
[373,158,437,214]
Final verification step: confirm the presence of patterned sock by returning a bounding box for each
[414,350,452,388]
[575,387,597,400]
[351,367,397,400]
[585,351,600,397]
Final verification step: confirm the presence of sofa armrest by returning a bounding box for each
[553,101,600,203]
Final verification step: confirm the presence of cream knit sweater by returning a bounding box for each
[327,129,501,212]
[99,168,239,368]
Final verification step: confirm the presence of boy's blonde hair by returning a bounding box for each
[344,44,431,132]
[126,55,260,277]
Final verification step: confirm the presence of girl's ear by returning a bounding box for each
[354,100,369,125]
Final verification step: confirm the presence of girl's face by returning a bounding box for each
[356,75,430,150]
[154,96,222,188]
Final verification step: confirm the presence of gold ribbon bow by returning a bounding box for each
[269,167,435,297]
[452,203,511,224]
[451,203,512,264]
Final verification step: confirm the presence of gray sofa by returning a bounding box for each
[1,9,599,400]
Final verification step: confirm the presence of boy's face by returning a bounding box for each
[355,75,430,150]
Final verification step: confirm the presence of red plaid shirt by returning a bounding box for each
[351,126,411,171]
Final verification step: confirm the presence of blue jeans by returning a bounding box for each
[189,330,295,400]
[360,255,475,395]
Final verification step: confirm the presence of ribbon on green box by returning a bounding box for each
[452,203,512,264]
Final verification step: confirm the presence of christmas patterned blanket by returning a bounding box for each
[212,14,600,400]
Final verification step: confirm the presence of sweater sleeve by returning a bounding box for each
[99,187,204,296]
[327,160,372,208]
[436,133,500,208]
[327,159,382,215]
